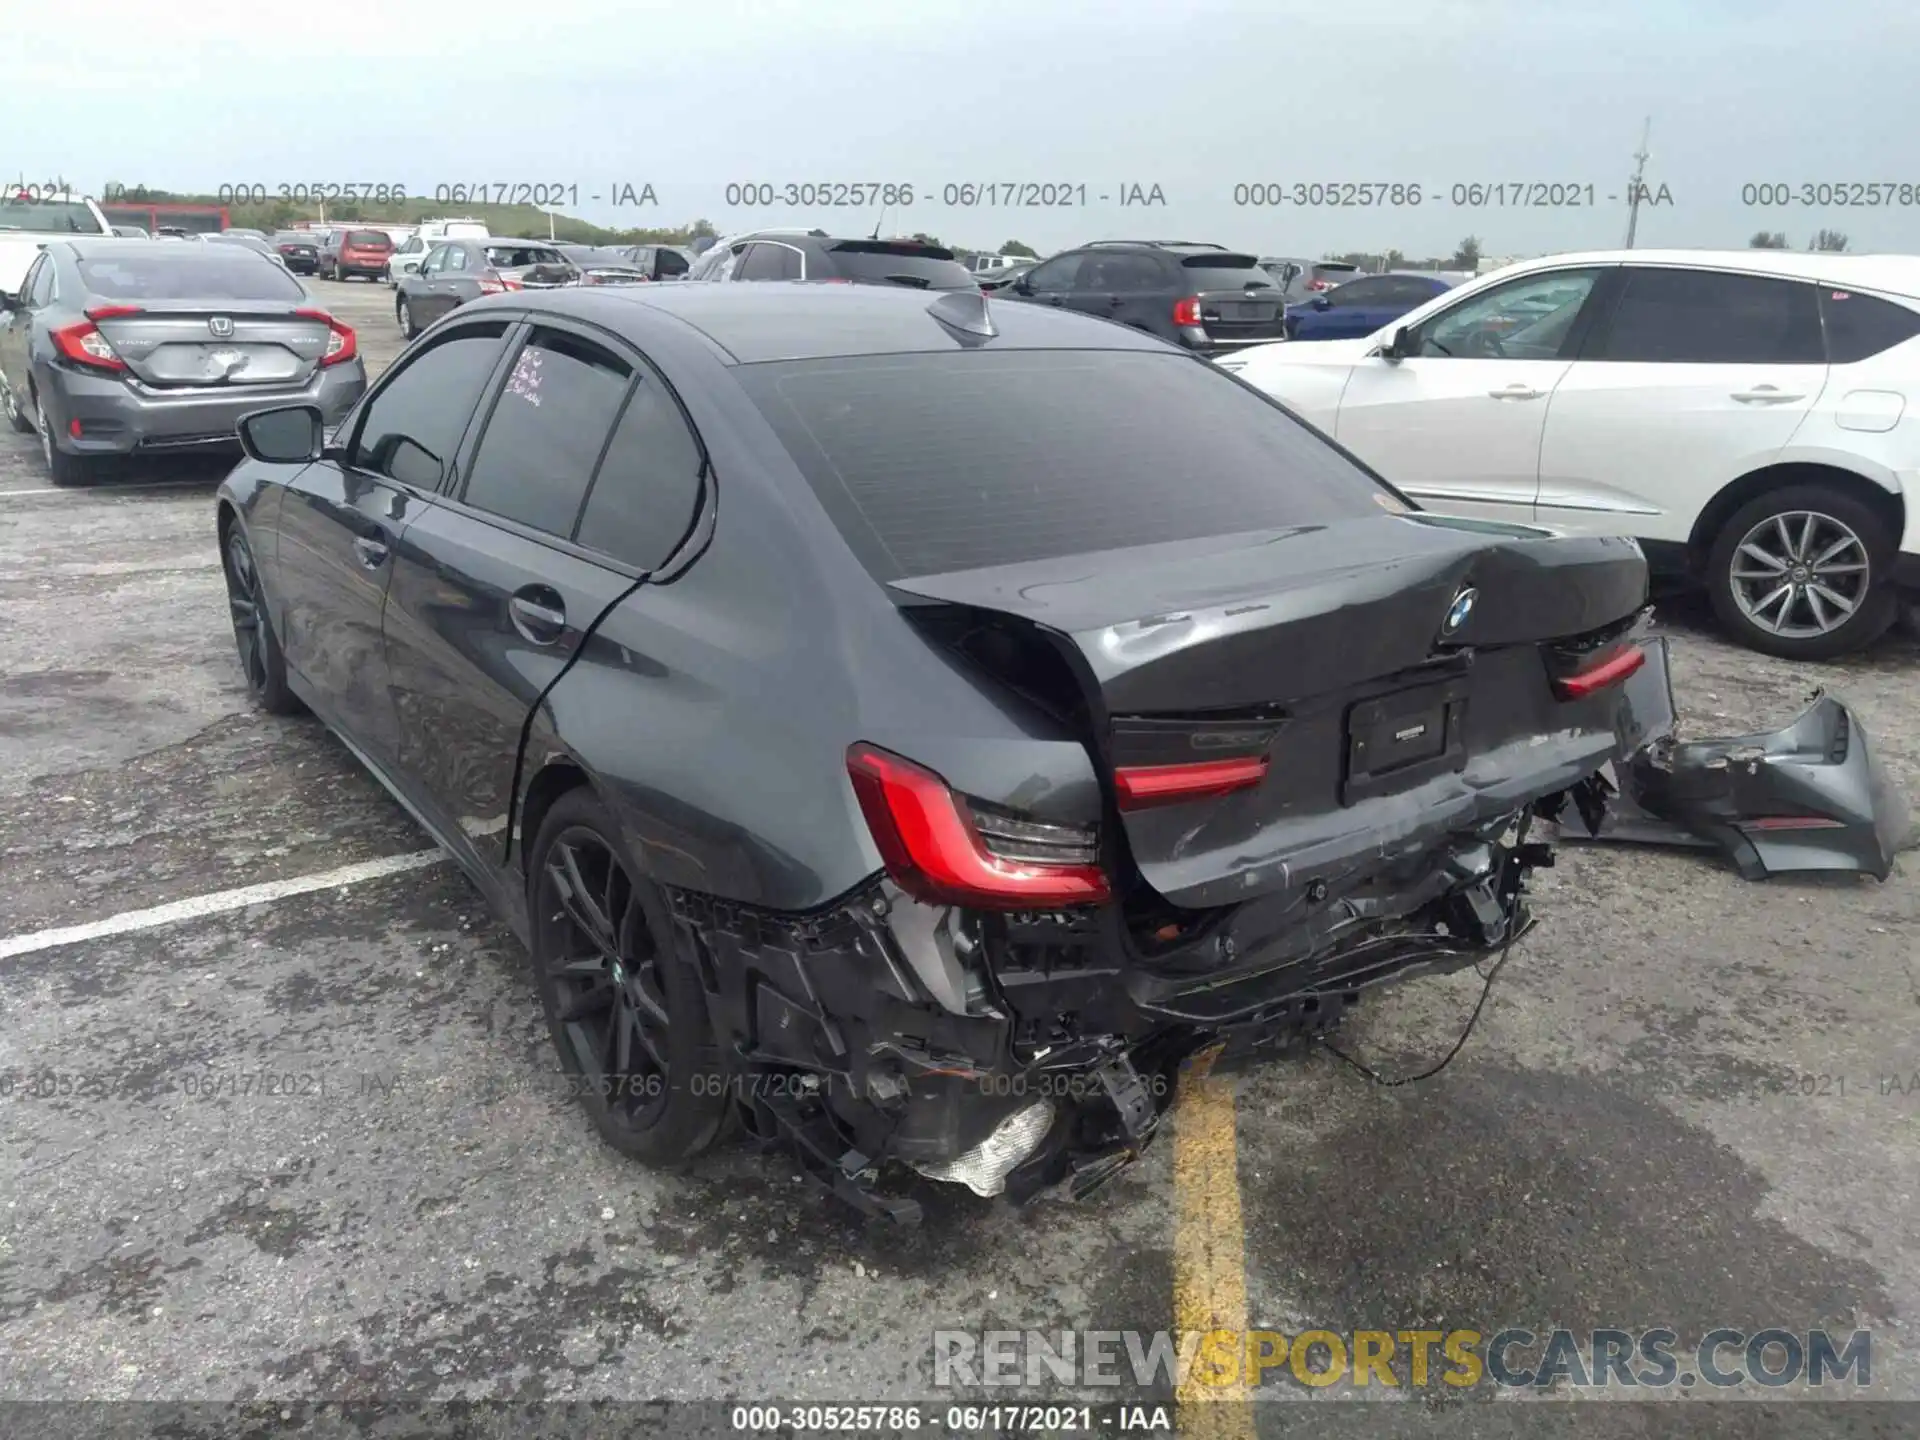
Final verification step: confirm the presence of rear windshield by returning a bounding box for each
[346,230,391,247]
[737,349,1395,580]
[828,242,976,291]
[77,252,307,301]
[0,198,107,234]
[1182,254,1276,291]
[486,245,563,268]
[563,247,632,266]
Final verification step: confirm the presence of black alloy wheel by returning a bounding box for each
[530,790,729,1164]
[222,523,301,714]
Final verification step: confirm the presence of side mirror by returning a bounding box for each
[237,404,324,464]
[1382,325,1416,361]
[0,290,13,310]
[1012,276,1034,295]
[1311,294,1332,310]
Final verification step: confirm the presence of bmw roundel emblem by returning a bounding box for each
[1442,587,1477,636]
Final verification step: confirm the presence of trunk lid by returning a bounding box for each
[890,515,1650,908]
[91,303,332,387]
[1197,286,1287,343]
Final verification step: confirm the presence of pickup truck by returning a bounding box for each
[0,192,113,295]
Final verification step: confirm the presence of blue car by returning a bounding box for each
[1284,272,1457,341]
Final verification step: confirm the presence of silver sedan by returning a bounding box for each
[0,237,366,484]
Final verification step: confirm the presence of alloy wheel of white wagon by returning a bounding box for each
[1727,509,1870,640]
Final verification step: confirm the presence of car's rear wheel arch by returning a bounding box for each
[518,758,593,883]
[1688,462,1903,574]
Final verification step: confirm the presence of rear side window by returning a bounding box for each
[737,350,1395,581]
[574,376,705,569]
[737,243,801,281]
[462,328,634,536]
[1589,268,1824,364]
[828,242,975,290]
[76,253,305,300]
[0,198,104,233]
[1820,288,1920,363]
[351,322,512,489]
[484,245,562,268]
[1180,255,1277,291]
[656,248,690,276]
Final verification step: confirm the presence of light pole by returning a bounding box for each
[1623,117,1651,249]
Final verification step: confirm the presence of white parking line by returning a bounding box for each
[0,849,450,961]
[0,485,214,499]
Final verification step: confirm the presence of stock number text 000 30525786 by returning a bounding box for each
[197,182,660,207]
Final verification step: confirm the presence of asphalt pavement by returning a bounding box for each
[0,279,1915,1437]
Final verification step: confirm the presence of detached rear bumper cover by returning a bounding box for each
[1565,689,1912,882]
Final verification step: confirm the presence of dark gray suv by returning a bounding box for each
[998,241,1287,354]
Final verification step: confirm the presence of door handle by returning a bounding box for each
[1489,384,1542,400]
[352,535,389,569]
[508,587,567,646]
[1104,294,1124,307]
[1731,386,1805,404]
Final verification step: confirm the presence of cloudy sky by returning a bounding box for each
[5,0,1917,257]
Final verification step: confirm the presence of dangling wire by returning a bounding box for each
[1317,813,1534,1088]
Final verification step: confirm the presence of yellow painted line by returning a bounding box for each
[1171,1046,1256,1440]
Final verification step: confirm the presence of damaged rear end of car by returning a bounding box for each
[667,338,1677,1220]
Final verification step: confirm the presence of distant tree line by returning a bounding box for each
[1750,229,1849,251]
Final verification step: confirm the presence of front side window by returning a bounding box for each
[1586,268,1824,365]
[1324,277,1393,308]
[1023,253,1085,290]
[349,323,511,490]
[1414,268,1605,359]
[461,328,634,537]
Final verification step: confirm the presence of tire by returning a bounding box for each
[528,789,729,1165]
[34,395,92,486]
[396,296,416,339]
[1707,484,1898,660]
[1,375,31,433]
[222,519,302,715]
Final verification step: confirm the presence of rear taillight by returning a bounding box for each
[846,743,1110,910]
[1114,756,1269,811]
[477,269,523,294]
[1172,296,1203,326]
[822,277,854,284]
[295,308,357,367]
[1550,642,1646,700]
[53,314,130,371]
